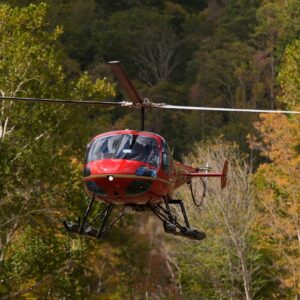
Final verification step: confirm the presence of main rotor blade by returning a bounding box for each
[0,96,127,107]
[154,104,300,114]
[108,61,143,104]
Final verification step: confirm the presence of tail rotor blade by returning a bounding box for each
[221,160,229,189]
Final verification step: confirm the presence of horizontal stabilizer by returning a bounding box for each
[180,160,229,189]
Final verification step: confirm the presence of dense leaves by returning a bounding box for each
[0,0,299,299]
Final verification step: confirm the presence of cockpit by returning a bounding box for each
[86,134,160,167]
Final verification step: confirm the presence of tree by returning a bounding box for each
[0,3,115,298]
[254,0,300,109]
[249,113,300,299]
[177,140,256,299]
[0,2,65,265]
[248,38,300,298]
[278,39,300,109]
[49,0,98,69]
[93,7,182,85]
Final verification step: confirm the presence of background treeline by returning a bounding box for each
[0,1,299,299]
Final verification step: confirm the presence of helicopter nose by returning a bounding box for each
[85,176,153,199]
[87,159,156,175]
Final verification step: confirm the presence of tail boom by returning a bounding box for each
[178,160,229,189]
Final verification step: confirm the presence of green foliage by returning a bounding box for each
[169,0,207,12]
[1,0,300,298]
[177,141,256,299]
[0,3,64,98]
[72,72,115,99]
[8,226,63,280]
[255,0,300,56]
[0,3,115,298]
[278,39,300,109]
[93,7,182,84]
[49,0,98,68]
[217,0,261,42]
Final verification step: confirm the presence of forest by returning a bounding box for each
[0,0,299,299]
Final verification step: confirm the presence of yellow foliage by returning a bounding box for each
[249,112,300,295]
[72,72,116,100]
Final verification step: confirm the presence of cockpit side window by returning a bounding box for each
[162,140,171,174]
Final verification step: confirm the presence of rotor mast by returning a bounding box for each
[141,107,145,131]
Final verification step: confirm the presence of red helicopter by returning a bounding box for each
[1,61,299,241]
[78,128,228,240]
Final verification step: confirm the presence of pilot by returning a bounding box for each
[132,142,148,162]
[147,147,159,167]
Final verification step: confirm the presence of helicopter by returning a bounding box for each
[1,61,299,241]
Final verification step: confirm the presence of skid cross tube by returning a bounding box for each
[169,199,190,228]
[96,204,125,238]
[96,203,113,237]
[63,196,126,240]
[88,203,112,226]
[79,194,95,233]
[148,203,185,231]
[147,200,206,241]
[164,198,177,224]
[101,209,125,233]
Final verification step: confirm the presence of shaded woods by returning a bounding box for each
[0,1,299,299]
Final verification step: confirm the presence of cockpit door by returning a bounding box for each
[162,140,172,175]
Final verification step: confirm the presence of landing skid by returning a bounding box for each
[63,195,125,240]
[63,195,205,241]
[147,199,206,241]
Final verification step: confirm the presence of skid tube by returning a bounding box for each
[63,195,125,240]
[147,199,206,241]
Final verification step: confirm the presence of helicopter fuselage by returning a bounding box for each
[82,130,194,204]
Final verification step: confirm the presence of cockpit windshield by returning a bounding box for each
[87,134,160,167]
